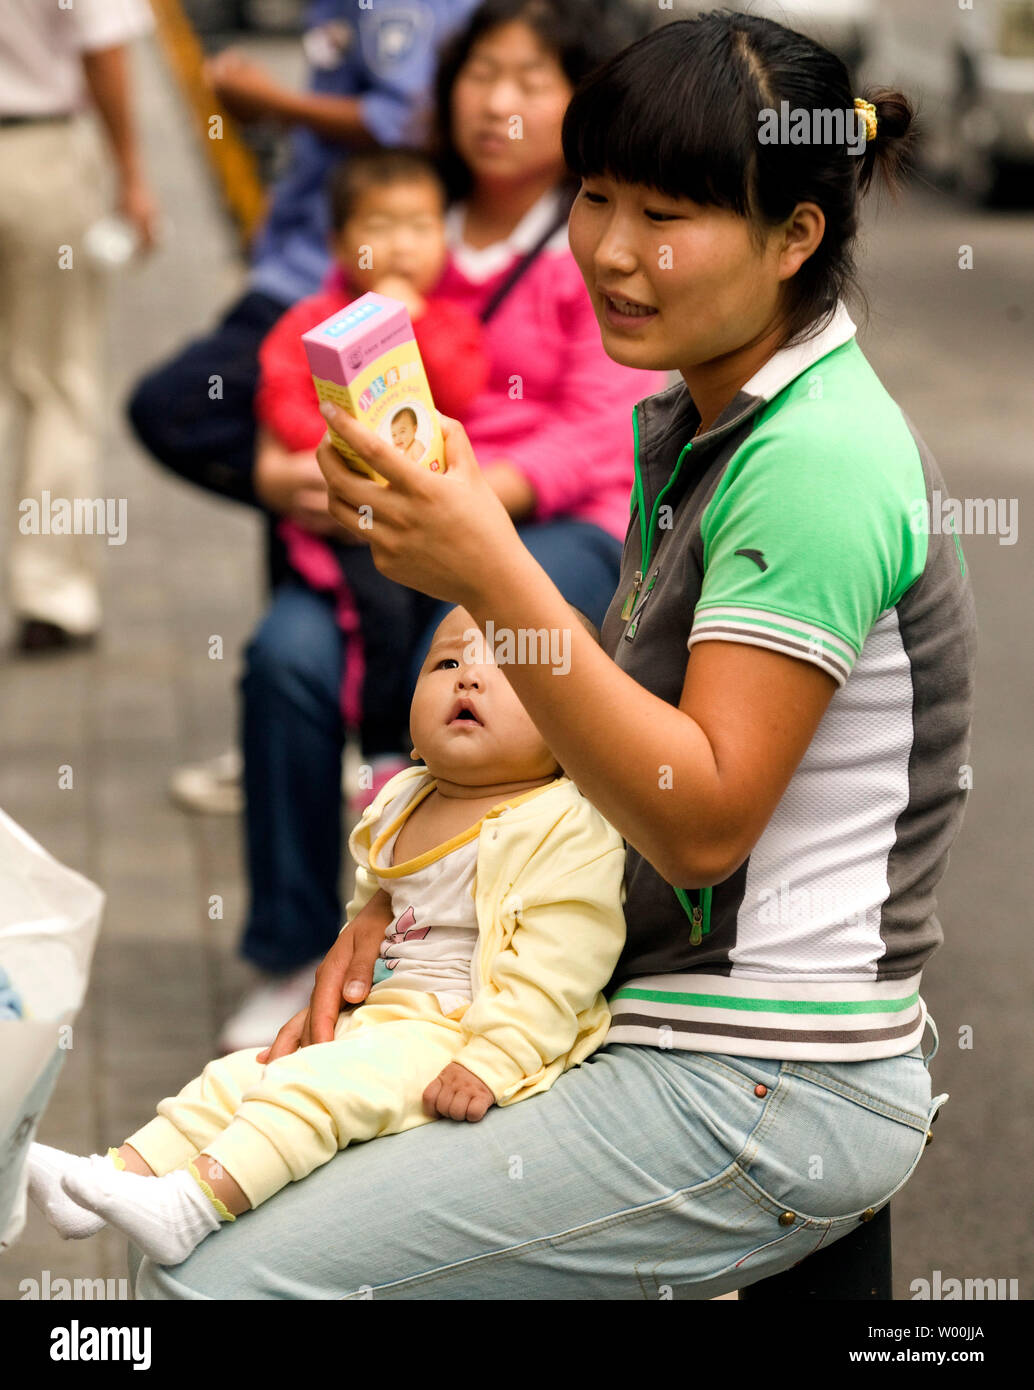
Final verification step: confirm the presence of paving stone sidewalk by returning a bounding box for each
[0,34,319,1298]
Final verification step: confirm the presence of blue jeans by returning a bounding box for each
[128,1020,947,1299]
[239,520,622,973]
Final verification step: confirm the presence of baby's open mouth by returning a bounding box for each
[447,698,483,726]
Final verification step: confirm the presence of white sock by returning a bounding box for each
[61,1163,226,1266]
[27,1144,122,1239]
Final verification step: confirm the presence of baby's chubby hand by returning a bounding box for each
[422,1062,495,1123]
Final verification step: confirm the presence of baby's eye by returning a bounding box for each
[435,658,459,670]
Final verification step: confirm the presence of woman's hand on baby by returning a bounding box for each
[422,1063,496,1123]
[257,895,392,1062]
[255,1007,308,1065]
[315,408,521,608]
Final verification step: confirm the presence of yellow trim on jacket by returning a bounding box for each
[368,775,565,878]
[345,766,627,1106]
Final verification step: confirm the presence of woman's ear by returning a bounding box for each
[777,202,825,282]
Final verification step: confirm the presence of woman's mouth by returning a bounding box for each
[601,292,658,328]
[472,130,508,152]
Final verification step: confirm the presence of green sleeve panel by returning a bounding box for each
[690,343,928,686]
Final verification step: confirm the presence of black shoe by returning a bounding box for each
[15,620,97,655]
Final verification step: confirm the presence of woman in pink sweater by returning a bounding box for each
[226,0,661,1050]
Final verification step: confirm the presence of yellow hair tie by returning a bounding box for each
[854,98,878,143]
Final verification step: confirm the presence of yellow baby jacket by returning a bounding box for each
[344,767,626,1106]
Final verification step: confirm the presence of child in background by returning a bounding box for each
[28,604,626,1267]
[255,148,489,809]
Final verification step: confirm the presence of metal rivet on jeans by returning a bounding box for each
[778,1211,796,1227]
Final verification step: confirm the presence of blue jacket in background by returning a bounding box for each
[249,0,480,307]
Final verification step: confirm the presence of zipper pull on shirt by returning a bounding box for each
[689,904,704,946]
[625,569,660,641]
[673,884,708,945]
[620,570,644,622]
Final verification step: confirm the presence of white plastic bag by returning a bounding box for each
[0,809,104,1251]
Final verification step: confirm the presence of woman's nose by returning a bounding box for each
[595,230,639,278]
[483,78,522,119]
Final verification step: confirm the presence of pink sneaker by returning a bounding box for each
[348,755,413,817]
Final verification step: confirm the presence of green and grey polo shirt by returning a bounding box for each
[600,301,976,1062]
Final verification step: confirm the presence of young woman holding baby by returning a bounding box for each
[131,9,974,1299]
[225,0,662,1050]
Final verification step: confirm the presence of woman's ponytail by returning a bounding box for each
[856,88,919,196]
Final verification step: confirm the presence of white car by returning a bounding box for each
[859,0,1034,202]
[632,0,875,72]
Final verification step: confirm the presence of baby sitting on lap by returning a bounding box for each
[28,604,626,1266]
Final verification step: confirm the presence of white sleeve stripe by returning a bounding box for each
[687,628,851,685]
[692,604,858,661]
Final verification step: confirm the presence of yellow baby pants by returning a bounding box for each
[123,988,469,1208]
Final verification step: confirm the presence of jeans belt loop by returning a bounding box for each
[922,1010,940,1066]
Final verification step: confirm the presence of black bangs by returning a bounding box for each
[561,20,758,215]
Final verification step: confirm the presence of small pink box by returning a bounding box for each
[302,291,445,484]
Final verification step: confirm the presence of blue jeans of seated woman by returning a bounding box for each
[239,519,622,974]
[128,1021,948,1299]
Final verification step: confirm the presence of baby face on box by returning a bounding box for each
[390,405,424,461]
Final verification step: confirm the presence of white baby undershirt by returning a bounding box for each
[367,776,482,1016]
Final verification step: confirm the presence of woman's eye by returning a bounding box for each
[645,210,678,222]
[581,189,607,205]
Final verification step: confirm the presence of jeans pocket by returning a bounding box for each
[732,1059,948,1227]
[629,1158,841,1299]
